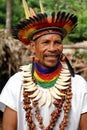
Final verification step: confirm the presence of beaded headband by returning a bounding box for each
[12,0,78,45]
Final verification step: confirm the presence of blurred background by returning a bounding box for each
[0,0,87,129]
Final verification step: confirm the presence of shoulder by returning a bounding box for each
[72,74,87,93]
[0,71,23,98]
[5,71,23,88]
[72,74,86,85]
[6,64,32,87]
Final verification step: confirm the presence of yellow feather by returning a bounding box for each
[22,0,30,19]
[39,0,44,13]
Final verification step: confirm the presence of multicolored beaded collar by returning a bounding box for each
[34,62,62,88]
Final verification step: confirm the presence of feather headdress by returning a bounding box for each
[12,0,78,45]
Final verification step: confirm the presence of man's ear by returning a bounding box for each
[30,41,36,54]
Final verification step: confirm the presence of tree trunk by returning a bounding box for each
[64,42,87,49]
[5,0,12,36]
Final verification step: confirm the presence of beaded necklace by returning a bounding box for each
[21,62,72,130]
[34,62,62,88]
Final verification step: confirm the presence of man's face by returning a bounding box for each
[30,34,63,69]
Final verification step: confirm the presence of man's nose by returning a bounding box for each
[48,43,56,51]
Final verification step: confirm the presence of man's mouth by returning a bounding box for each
[44,54,59,61]
[45,55,57,57]
[44,53,59,58]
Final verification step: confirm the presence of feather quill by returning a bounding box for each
[52,12,55,23]
[39,0,45,14]
[22,0,30,19]
[29,7,36,17]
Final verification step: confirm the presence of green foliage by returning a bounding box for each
[12,0,24,27]
[0,0,6,27]
[77,10,87,40]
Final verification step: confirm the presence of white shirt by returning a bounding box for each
[0,72,87,130]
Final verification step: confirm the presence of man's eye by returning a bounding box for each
[55,41,62,44]
[42,40,49,44]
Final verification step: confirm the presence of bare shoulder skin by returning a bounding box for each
[2,106,17,130]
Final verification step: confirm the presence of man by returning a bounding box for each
[0,0,87,130]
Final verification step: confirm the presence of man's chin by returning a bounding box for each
[37,60,59,69]
[42,62,58,69]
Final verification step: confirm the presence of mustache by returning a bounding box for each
[43,51,61,57]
